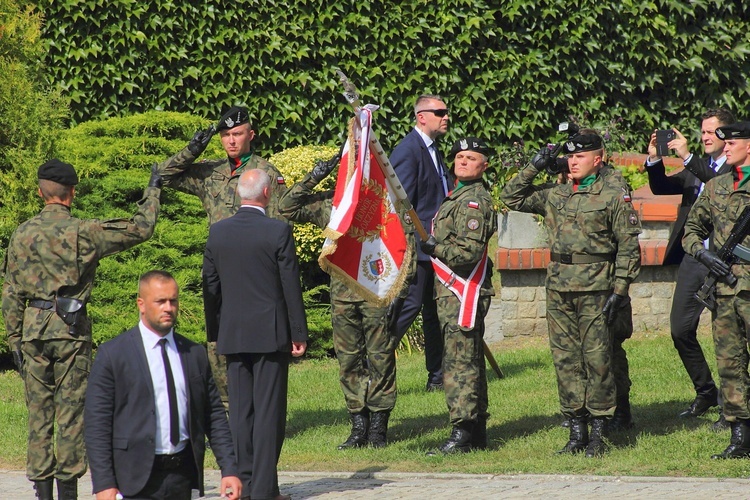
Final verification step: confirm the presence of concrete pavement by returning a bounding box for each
[3,469,750,499]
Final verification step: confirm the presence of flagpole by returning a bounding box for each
[335,69,429,242]
[334,69,504,380]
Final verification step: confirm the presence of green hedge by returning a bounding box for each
[37,1,750,157]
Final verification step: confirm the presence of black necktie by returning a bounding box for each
[432,144,449,195]
[158,338,180,446]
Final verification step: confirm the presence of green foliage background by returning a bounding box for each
[0,0,69,246]
[38,1,750,157]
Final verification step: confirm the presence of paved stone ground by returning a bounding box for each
[4,469,750,499]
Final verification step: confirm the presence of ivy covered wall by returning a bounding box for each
[38,0,750,155]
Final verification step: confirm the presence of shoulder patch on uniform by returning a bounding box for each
[277,176,286,185]
[467,218,480,230]
[622,188,631,203]
[467,201,480,209]
[628,211,639,226]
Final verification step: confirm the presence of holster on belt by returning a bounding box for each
[55,286,86,333]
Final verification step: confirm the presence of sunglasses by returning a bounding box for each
[418,108,450,117]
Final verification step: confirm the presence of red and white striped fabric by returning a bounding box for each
[431,247,489,329]
[320,107,409,305]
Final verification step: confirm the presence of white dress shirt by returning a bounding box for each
[415,127,449,195]
[139,321,189,454]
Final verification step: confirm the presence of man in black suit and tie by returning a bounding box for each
[203,169,308,500]
[644,108,735,427]
[390,94,452,391]
[84,270,241,500]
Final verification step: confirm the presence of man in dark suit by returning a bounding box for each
[390,94,452,391]
[644,108,735,427]
[84,270,241,500]
[203,169,308,500]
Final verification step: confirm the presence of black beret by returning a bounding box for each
[37,159,78,186]
[716,122,750,140]
[563,133,603,153]
[448,137,494,160]
[217,106,251,131]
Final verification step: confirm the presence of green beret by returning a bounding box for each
[37,159,78,186]
[563,133,603,153]
[448,137,494,160]
[716,122,750,140]
[217,106,251,131]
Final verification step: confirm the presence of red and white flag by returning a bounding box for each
[320,106,409,305]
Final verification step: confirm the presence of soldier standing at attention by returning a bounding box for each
[2,159,161,499]
[420,138,497,454]
[156,105,289,407]
[501,132,642,457]
[682,121,750,459]
[278,153,413,449]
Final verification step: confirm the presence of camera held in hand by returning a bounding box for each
[540,122,580,175]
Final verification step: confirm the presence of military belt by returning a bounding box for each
[549,252,615,264]
[28,299,54,310]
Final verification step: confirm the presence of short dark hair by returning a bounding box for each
[414,94,444,115]
[702,108,735,127]
[39,179,74,201]
[138,270,176,295]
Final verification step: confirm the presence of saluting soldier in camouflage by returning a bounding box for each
[558,157,636,433]
[2,159,161,500]
[155,106,289,407]
[278,154,414,449]
[682,121,750,459]
[502,132,641,457]
[420,138,497,455]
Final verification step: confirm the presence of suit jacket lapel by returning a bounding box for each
[718,162,732,176]
[128,327,156,400]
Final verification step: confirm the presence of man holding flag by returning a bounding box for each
[421,138,497,454]
[278,106,413,450]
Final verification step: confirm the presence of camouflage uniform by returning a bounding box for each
[1,187,160,482]
[156,146,288,405]
[601,165,635,411]
[683,169,750,422]
[430,179,496,426]
[278,172,402,413]
[502,165,641,419]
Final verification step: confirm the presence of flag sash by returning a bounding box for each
[431,247,488,329]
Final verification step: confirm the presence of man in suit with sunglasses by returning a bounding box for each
[390,94,453,392]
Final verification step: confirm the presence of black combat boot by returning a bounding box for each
[368,410,391,448]
[609,395,634,432]
[557,416,588,454]
[337,411,369,450]
[427,422,474,455]
[585,417,608,458]
[711,419,750,459]
[32,479,53,500]
[471,419,488,450]
[56,478,77,500]
[712,410,730,432]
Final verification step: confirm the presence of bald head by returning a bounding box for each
[237,169,271,207]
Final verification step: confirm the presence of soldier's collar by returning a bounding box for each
[230,152,254,175]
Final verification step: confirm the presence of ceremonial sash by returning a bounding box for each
[431,247,488,329]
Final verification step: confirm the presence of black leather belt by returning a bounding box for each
[28,299,54,310]
[154,448,190,470]
[550,253,615,264]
